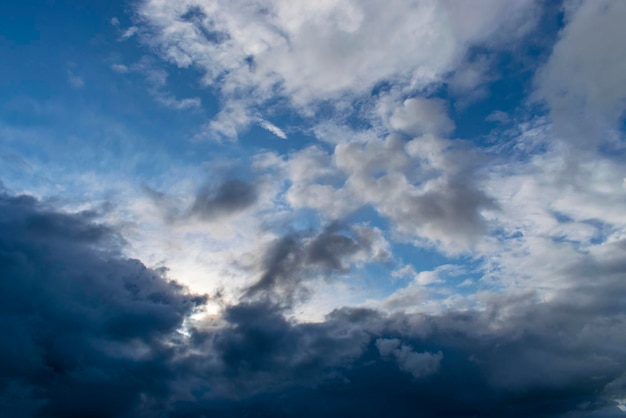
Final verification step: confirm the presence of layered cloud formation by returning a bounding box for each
[2,190,626,417]
[2,0,626,417]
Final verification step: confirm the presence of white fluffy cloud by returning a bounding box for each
[389,97,455,136]
[536,0,626,147]
[135,0,538,136]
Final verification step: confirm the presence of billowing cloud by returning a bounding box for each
[176,272,626,417]
[0,191,204,417]
[2,190,626,416]
[285,132,495,253]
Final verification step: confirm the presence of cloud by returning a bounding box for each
[66,69,84,89]
[2,189,626,416]
[177,270,626,417]
[143,178,259,224]
[6,1,626,416]
[190,179,258,221]
[447,53,496,108]
[110,63,129,73]
[535,0,626,148]
[120,26,138,40]
[259,120,288,139]
[112,57,202,110]
[476,133,626,303]
[155,95,201,110]
[203,101,253,141]
[285,132,496,253]
[376,338,443,379]
[389,97,455,136]
[381,264,469,314]
[486,109,510,124]
[390,264,462,288]
[0,191,204,417]
[244,223,388,306]
[133,0,539,137]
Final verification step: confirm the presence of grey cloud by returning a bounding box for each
[142,183,182,223]
[190,179,258,220]
[324,134,497,252]
[392,179,497,245]
[191,234,626,416]
[144,178,258,223]
[306,227,362,271]
[174,223,626,417]
[177,274,626,417]
[0,191,204,417]
[244,223,381,305]
[291,132,496,253]
[3,190,626,417]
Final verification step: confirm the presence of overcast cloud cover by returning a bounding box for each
[2,0,626,416]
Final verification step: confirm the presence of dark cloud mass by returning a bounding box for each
[2,191,626,417]
[0,192,205,417]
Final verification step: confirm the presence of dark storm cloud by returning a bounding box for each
[178,286,626,418]
[175,234,626,417]
[2,190,626,417]
[0,192,205,418]
[190,179,257,220]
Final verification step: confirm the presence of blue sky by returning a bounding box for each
[2,1,626,416]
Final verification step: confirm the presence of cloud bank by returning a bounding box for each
[2,191,626,417]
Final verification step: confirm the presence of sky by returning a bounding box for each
[2,0,626,417]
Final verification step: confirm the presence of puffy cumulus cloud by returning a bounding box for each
[536,0,626,147]
[389,97,455,136]
[285,132,495,253]
[134,0,539,136]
